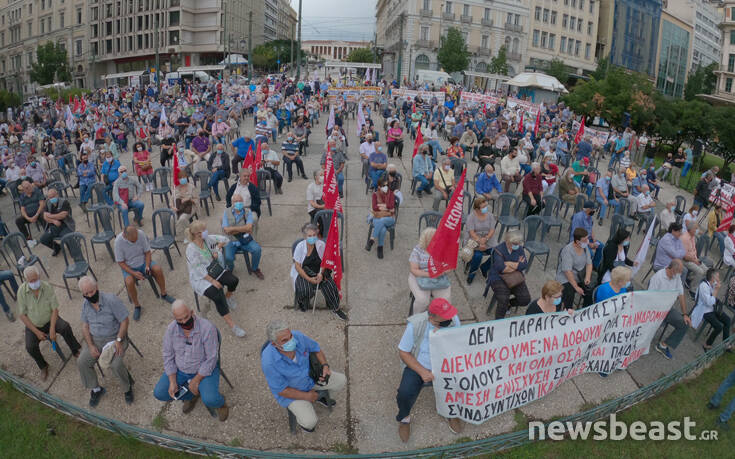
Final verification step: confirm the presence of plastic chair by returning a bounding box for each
[674,195,686,222]
[48,169,76,197]
[418,211,443,236]
[194,170,215,216]
[7,179,21,214]
[1,232,50,280]
[151,167,172,209]
[540,195,563,242]
[523,215,550,271]
[257,169,273,216]
[496,193,521,240]
[313,210,344,242]
[85,182,110,227]
[150,209,182,270]
[90,205,116,261]
[59,232,97,299]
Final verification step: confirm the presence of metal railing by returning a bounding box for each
[0,336,731,458]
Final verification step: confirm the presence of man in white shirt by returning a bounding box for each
[359,133,377,162]
[635,185,656,233]
[649,259,691,360]
[691,269,730,351]
[260,142,284,193]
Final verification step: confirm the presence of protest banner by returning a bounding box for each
[459,92,501,107]
[572,121,611,145]
[429,290,678,424]
[506,97,540,116]
[391,88,446,103]
[709,183,735,208]
[327,87,382,103]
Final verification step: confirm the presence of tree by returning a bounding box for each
[30,42,71,85]
[0,90,21,112]
[488,46,509,76]
[710,105,735,178]
[251,44,276,70]
[591,57,611,81]
[684,62,718,101]
[346,48,375,63]
[546,58,569,85]
[437,27,470,74]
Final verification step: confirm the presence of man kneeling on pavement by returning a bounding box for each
[261,319,346,432]
[396,298,463,442]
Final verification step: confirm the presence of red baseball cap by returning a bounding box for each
[428,298,458,320]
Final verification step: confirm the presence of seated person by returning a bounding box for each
[207,143,231,201]
[39,188,75,256]
[412,145,434,198]
[15,179,46,247]
[112,166,145,227]
[499,149,522,192]
[222,194,263,279]
[227,168,261,219]
[261,142,284,193]
[282,132,307,181]
[559,168,580,204]
[261,320,346,432]
[477,137,496,169]
[367,144,388,189]
[432,158,455,211]
[595,266,632,302]
[174,170,198,236]
[475,164,502,204]
[691,269,731,352]
[114,226,176,321]
[634,185,656,232]
[366,175,396,259]
[557,228,594,309]
[26,158,48,188]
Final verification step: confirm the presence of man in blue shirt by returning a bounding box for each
[261,320,345,432]
[221,194,263,279]
[570,201,605,269]
[231,134,255,174]
[475,164,502,201]
[77,152,97,212]
[412,145,434,197]
[595,170,619,222]
[575,135,592,161]
[609,133,627,169]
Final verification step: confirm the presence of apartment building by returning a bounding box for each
[376,0,530,83]
[527,0,600,75]
[655,4,693,98]
[691,0,722,69]
[701,1,735,104]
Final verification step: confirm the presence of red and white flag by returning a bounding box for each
[533,110,541,138]
[323,153,343,213]
[73,96,81,114]
[80,97,87,114]
[632,216,656,276]
[574,116,585,144]
[717,204,735,232]
[327,104,335,131]
[172,143,181,186]
[426,169,466,277]
[356,100,365,136]
[187,86,193,104]
[252,140,262,186]
[412,124,423,158]
[241,144,255,175]
[320,211,343,294]
[517,111,524,132]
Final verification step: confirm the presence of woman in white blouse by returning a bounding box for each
[184,220,246,337]
[691,268,731,351]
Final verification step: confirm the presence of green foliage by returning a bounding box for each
[591,57,610,81]
[684,62,718,101]
[437,27,470,74]
[0,90,22,112]
[250,40,302,70]
[29,42,71,85]
[41,87,89,102]
[710,105,735,174]
[251,44,277,70]
[489,46,510,76]
[545,58,569,85]
[346,48,375,63]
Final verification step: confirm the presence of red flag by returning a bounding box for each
[73,96,81,114]
[55,98,62,112]
[172,143,181,186]
[412,102,416,113]
[533,110,541,137]
[80,97,87,114]
[216,93,221,105]
[717,204,735,232]
[320,211,342,294]
[187,86,193,104]
[241,144,255,174]
[252,141,262,186]
[482,103,487,116]
[426,169,466,277]
[574,117,585,144]
[68,95,72,106]
[412,125,423,158]
[517,112,524,132]
[323,153,343,213]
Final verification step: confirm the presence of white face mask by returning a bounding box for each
[29,280,41,290]
[201,230,209,239]
[444,165,451,171]
[380,186,388,193]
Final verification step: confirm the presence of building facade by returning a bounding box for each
[302,40,372,61]
[691,0,722,69]
[596,0,663,77]
[376,0,530,83]
[527,0,600,75]
[655,9,693,98]
[702,1,735,104]
[0,0,90,96]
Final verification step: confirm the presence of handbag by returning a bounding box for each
[309,352,330,386]
[460,239,479,263]
[417,274,450,290]
[500,270,525,289]
[204,244,225,281]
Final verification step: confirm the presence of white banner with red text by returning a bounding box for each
[429,290,678,424]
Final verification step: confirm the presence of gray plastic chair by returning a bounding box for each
[496,193,521,240]
[150,208,182,270]
[1,232,50,280]
[60,232,97,299]
[85,182,110,227]
[7,179,21,214]
[257,169,273,216]
[313,209,344,242]
[195,170,215,216]
[48,169,75,197]
[417,211,443,236]
[91,205,116,261]
[540,195,563,241]
[151,167,172,209]
[523,215,550,271]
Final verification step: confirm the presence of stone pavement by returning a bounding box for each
[0,114,717,455]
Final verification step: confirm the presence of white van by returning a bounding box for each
[165,71,213,84]
[415,70,454,86]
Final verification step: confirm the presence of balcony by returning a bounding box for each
[442,12,455,21]
[481,18,493,27]
[420,9,433,17]
[461,15,472,24]
[477,47,491,56]
[504,23,523,33]
[509,52,522,61]
[416,39,436,49]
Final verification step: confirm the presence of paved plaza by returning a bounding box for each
[0,113,715,455]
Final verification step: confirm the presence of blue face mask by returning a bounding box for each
[306,236,318,245]
[281,337,297,352]
[179,178,188,185]
[49,197,59,205]
[622,240,630,247]
[121,172,128,179]
[625,281,632,288]
[481,207,488,214]
[553,297,562,306]
[234,202,245,211]
[511,244,520,251]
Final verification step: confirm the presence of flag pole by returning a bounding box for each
[312,270,322,314]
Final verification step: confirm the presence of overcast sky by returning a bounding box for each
[292,0,377,42]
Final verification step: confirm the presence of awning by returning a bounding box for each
[462,71,511,81]
[506,72,568,93]
[219,54,248,65]
[324,61,381,69]
[102,70,145,80]
[176,65,225,73]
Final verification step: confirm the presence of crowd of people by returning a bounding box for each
[1,70,734,442]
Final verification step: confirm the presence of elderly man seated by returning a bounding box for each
[76,276,133,407]
[112,165,145,227]
[153,300,229,421]
[114,226,176,321]
[681,220,713,294]
[475,164,502,204]
[16,178,46,247]
[18,266,81,381]
[433,157,455,211]
[635,184,656,232]
[261,319,346,432]
[226,168,261,219]
[261,141,284,194]
[412,144,434,198]
[499,149,522,192]
[222,194,263,279]
[39,187,75,256]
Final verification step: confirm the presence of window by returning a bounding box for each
[541,31,548,48]
[563,14,568,28]
[570,17,576,31]
[507,13,513,24]
[731,30,735,45]
[60,13,64,28]
[590,0,594,13]
[484,8,490,20]
[567,38,573,54]
[585,43,591,59]
[580,0,585,9]
[423,0,430,10]
[77,8,82,24]
[535,6,541,21]
[481,34,488,48]
[533,29,540,47]
[571,0,576,6]
[551,11,557,25]
[575,40,580,56]
[75,39,82,56]
[560,37,567,53]
[729,54,735,73]
[420,26,429,41]
[416,54,430,70]
[727,78,733,92]
[543,9,549,23]
[445,1,452,13]
[577,19,582,32]
[41,20,45,34]
[515,14,520,25]
[463,4,470,16]
[549,34,555,49]
[588,21,593,35]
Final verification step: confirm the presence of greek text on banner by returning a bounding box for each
[429,290,678,424]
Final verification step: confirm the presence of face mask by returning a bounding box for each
[579,242,588,249]
[216,149,223,155]
[137,146,143,151]
[179,178,188,185]
[378,146,383,152]
[481,206,489,214]
[29,280,41,290]
[622,240,630,247]
[367,139,373,143]
[288,137,294,141]
[178,315,195,330]
[217,119,222,123]
[306,236,318,245]
[553,297,562,306]
[201,230,209,239]
[380,186,389,193]
[280,337,297,352]
[121,172,128,179]
[234,202,245,211]
[437,319,452,328]
[49,197,59,205]
[692,211,698,217]
[84,290,100,304]
[625,281,632,288]
[444,165,451,171]
[107,157,113,163]
[511,244,520,251]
